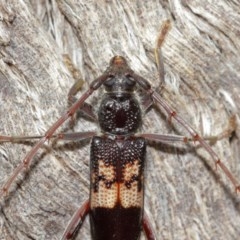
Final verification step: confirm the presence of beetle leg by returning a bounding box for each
[0,131,96,143]
[68,80,97,124]
[151,91,240,192]
[155,19,171,86]
[142,211,156,240]
[0,73,109,198]
[130,20,240,193]
[61,200,90,240]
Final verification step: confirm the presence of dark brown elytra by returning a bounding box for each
[0,20,240,240]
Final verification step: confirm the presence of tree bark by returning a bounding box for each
[0,0,240,239]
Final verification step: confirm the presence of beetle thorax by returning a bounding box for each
[98,93,142,135]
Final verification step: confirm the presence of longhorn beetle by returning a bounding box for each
[0,20,240,240]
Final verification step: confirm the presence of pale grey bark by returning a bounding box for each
[0,0,240,240]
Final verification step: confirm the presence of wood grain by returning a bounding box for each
[0,0,240,239]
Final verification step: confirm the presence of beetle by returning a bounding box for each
[0,20,240,240]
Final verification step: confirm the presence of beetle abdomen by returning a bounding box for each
[90,136,146,240]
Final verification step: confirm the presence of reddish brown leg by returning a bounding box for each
[154,19,171,85]
[66,54,97,122]
[133,20,240,193]
[151,91,240,192]
[61,199,90,240]
[0,73,109,198]
[68,80,97,122]
[68,79,85,103]
[142,211,156,240]
[139,133,188,143]
[0,131,96,143]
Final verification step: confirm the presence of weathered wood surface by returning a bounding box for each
[0,0,240,239]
